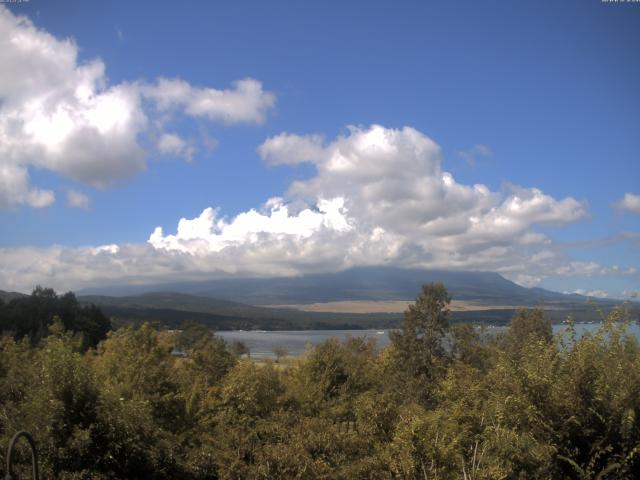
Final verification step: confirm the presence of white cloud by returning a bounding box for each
[0,7,147,189]
[149,197,352,254]
[157,132,196,161]
[66,189,89,209]
[144,125,590,282]
[0,164,54,208]
[612,193,640,214]
[555,261,612,277]
[514,274,543,288]
[26,190,56,208]
[258,125,586,257]
[258,133,326,165]
[567,289,609,298]
[0,6,275,208]
[141,77,275,125]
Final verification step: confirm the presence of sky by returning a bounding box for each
[0,0,638,298]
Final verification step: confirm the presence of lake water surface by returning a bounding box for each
[218,322,640,359]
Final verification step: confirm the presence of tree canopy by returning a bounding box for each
[1,285,639,479]
[0,287,111,349]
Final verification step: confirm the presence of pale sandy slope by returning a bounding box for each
[263,300,527,314]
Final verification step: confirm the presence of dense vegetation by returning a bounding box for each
[0,287,111,350]
[1,284,639,479]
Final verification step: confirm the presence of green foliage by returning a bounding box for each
[289,336,378,412]
[499,308,553,355]
[229,340,250,358]
[389,282,451,403]
[0,287,111,349]
[272,345,289,362]
[450,322,492,371]
[1,285,640,479]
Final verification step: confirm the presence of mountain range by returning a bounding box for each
[3,267,633,330]
[77,267,631,328]
[78,266,598,306]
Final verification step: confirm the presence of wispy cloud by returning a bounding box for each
[458,144,492,167]
[66,189,89,210]
[565,288,609,298]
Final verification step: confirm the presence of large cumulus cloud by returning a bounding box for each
[1,125,635,293]
[150,125,589,276]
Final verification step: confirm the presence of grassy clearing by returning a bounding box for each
[264,299,528,314]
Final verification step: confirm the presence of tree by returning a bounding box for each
[450,323,491,371]
[212,361,285,478]
[500,308,552,355]
[389,282,451,401]
[0,328,103,478]
[272,345,288,363]
[177,321,212,352]
[93,323,184,432]
[0,287,111,349]
[230,340,250,358]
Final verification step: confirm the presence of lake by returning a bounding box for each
[217,322,640,359]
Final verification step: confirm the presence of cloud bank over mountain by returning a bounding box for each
[0,124,611,293]
[143,125,594,287]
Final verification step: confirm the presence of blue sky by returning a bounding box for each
[0,0,638,298]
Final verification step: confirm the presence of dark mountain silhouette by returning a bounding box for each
[0,290,28,303]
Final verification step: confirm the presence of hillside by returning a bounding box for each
[79,266,607,306]
[0,290,28,303]
[78,292,400,330]
[76,268,633,329]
